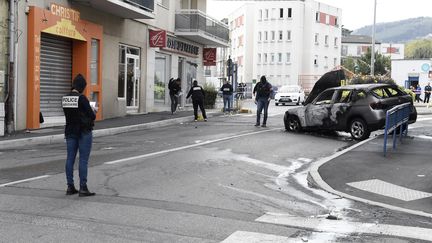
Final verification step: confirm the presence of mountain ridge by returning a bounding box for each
[353,17,432,43]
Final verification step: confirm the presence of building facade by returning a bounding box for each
[391,59,432,89]
[228,0,342,92]
[6,0,228,132]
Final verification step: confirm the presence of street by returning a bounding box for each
[0,102,432,242]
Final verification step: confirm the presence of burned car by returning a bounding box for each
[284,81,417,140]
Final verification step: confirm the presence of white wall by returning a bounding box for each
[391,59,432,87]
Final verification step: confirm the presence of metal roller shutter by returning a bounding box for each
[40,34,72,117]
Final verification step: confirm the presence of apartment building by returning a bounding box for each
[4,0,228,132]
[228,0,342,91]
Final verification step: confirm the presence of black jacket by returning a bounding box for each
[169,80,181,96]
[253,81,272,99]
[186,85,205,102]
[220,83,233,95]
[62,91,96,138]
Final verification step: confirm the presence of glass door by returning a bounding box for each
[125,54,140,109]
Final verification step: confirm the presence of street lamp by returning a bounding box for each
[370,0,377,76]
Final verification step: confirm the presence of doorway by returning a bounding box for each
[125,54,140,110]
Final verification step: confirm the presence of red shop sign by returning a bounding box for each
[149,30,166,48]
[203,48,216,66]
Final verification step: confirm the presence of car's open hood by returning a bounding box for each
[303,70,345,105]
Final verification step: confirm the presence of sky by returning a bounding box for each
[207,0,432,30]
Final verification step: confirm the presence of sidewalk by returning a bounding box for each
[0,108,221,150]
[309,127,432,218]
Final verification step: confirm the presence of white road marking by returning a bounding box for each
[417,117,432,122]
[221,231,297,243]
[105,129,278,165]
[415,135,432,140]
[346,179,432,201]
[256,212,432,242]
[0,175,50,188]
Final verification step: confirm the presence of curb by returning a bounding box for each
[307,134,432,219]
[0,114,215,150]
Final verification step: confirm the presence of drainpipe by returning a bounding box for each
[6,0,15,134]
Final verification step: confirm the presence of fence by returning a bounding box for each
[383,103,411,156]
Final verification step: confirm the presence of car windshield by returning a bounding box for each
[279,86,299,93]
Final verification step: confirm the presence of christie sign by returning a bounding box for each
[149,30,166,48]
[203,48,216,66]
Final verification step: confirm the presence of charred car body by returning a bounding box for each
[284,71,417,140]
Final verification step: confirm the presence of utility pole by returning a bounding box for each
[370,0,377,76]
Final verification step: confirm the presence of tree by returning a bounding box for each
[357,48,391,76]
[405,39,432,59]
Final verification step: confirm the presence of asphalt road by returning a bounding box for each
[0,103,431,242]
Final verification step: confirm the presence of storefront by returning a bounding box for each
[27,4,103,129]
[148,29,202,111]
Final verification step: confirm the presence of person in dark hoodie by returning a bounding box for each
[186,80,207,121]
[168,78,182,114]
[62,74,96,197]
[253,75,273,127]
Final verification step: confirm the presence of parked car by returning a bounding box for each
[275,85,305,106]
[283,84,417,140]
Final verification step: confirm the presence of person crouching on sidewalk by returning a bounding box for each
[186,80,207,122]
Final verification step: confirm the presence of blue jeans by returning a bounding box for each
[65,132,93,187]
[256,97,270,125]
[223,94,232,112]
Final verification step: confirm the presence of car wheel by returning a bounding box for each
[349,118,370,140]
[286,116,302,132]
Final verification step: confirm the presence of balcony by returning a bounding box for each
[71,0,155,19]
[175,10,229,47]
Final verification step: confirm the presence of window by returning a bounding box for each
[334,37,338,47]
[335,17,338,26]
[335,90,352,103]
[279,31,283,41]
[118,44,140,101]
[334,58,338,66]
[264,53,268,63]
[264,31,268,41]
[287,30,291,41]
[258,53,261,63]
[271,53,275,63]
[314,55,318,65]
[325,35,329,46]
[324,56,328,67]
[278,53,282,63]
[288,8,292,18]
[279,8,284,18]
[326,15,330,24]
[90,39,99,85]
[238,35,244,47]
[286,52,291,63]
[271,8,276,19]
[314,90,335,105]
[258,31,262,41]
[314,33,319,44]
[316,12,319,22]
[271,31,275,41]
[259,10,262,20]
[265,9,269,19]
[157,0,169,8]
[342,45,348,56]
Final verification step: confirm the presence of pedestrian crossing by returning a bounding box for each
[220,212,432,242]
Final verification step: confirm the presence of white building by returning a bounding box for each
[341,35,382,58]
[391,59,432,88]
[381,43,404,60]
[228,0,342,91]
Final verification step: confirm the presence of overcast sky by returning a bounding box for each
[207,0,432,30]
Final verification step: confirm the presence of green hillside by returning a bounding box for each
[353,17,432,43]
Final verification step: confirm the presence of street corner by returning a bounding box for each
[311,134,432,218]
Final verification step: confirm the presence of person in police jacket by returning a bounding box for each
[220,79,233,114]
[62,74,97,197]
[186,80,208,121]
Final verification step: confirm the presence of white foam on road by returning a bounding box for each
[104,129,278,165]
[256,212,432,242]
